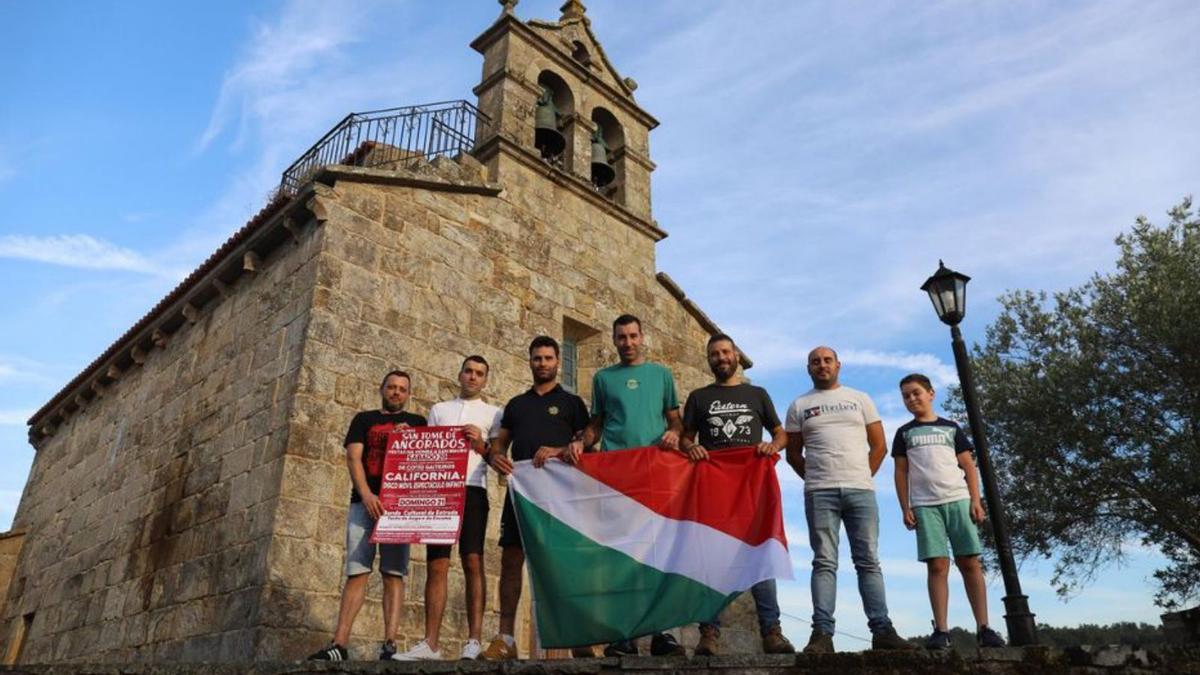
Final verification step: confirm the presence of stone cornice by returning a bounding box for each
[470,15,659,130]
[315,165,504,196]
[474,133,668,243]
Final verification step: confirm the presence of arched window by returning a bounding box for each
[534,71,575,169]
[589,107,625,203]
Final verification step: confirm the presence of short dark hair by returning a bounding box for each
[461,355,489,374]
[529,335,560,357]
[899,373,933,392]
[380,370,412,389]
[612,314,641,333]
[707,333,736,350]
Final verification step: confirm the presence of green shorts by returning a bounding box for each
[914,499,982,561]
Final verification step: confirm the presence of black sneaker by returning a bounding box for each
[871,626,916,651]
[977,626,1006,648]
[649,632,686,657]
[379,640,398,660]
[925,629,951,651]
[604,639,638,656]
[308,642,349,661]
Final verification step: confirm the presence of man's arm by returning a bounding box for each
[866,421,887,475]
[346,443,383,519]
[757,424,787,456]
[957,451,986,523]
[488,428,514,475]
[580,414,603,450]
[680,429,708,461]
[659,407,682,450]
[785,432,806,478]
[894,456,915,529]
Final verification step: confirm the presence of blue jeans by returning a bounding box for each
[700,579,781,635]
[805,488,893,636]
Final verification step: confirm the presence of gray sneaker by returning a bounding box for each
[925,629,951,651]
[977,626,1006,648]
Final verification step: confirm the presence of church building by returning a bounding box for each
[0,1,759,662]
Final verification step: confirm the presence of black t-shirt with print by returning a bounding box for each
[683,383,782,450]
[500,385,589,461]
[343,409,427,503]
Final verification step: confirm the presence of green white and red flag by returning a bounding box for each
[508,445,791,648]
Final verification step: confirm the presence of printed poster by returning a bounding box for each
[370,425,470,544]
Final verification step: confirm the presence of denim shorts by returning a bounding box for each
[345,501,410,576]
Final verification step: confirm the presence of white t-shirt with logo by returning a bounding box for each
[784,386,882,492]
[427,397,503,489]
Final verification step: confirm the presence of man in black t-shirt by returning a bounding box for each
[308,370,427,662]
[477,336,589,661]
[680,334,795,656]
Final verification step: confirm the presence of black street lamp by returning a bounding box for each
[921,261,1038,647]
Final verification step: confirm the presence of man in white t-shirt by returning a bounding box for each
[784,346,912,654]
[394,356,503,661]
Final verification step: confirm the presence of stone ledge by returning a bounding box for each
[3,647,1198,675]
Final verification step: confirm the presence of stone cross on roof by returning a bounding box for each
[499,0,518,16]
[560,0,587,22]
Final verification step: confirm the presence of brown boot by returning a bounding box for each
[478,635,518,660]
[694,625,720,656]
[802,629,834,655]
[871,626,916,651]
[761,625,795,654]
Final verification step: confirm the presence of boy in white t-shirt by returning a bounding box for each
[892,373,1005,650]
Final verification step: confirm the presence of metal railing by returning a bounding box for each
[279,100,490,196]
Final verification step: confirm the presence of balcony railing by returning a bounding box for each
[279,100,490,196]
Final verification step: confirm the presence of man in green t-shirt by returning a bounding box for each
[581,313,684,657]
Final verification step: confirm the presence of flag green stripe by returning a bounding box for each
[513,490,736,648]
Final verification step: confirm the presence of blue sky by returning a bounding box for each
[2,0,1197,650]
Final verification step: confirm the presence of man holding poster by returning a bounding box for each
[308,370,426,662]
[394,356,502,661]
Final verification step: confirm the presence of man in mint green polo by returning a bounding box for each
[581,313,684,657]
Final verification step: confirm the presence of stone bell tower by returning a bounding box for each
[471,0,660,228]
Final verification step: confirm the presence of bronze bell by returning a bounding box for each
[590,128,615,188]
[534,86,565,158]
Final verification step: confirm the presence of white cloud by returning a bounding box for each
[0,234,180,278]
[0,411,32,427]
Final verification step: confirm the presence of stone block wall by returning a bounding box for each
[0,220,324,663]
[262,153,759,660]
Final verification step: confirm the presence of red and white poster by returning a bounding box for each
[370,425,470,545]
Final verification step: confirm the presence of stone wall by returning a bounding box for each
[0,220,324,663]
[261,152,760,660]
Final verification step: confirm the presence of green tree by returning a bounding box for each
[948,196,1200,608]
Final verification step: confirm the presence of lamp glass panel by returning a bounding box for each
[938,288,957,318]
[954,278,967,317]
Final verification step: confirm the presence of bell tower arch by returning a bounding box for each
[470,0,659,224]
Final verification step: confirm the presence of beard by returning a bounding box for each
[710,362,737,380]
[382,399,405,412]
[532,369,558,385]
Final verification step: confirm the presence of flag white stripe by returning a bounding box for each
[510,461,792,595]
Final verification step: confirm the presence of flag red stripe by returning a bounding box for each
[575,446,787,548]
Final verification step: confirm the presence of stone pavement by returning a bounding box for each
[2,647,1199,675]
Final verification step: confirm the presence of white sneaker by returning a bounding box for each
[392,639,442,661]
[460,639,482,660]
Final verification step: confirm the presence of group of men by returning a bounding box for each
[308,315,919,661]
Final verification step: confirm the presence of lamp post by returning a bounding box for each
[921,261,1038,646]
